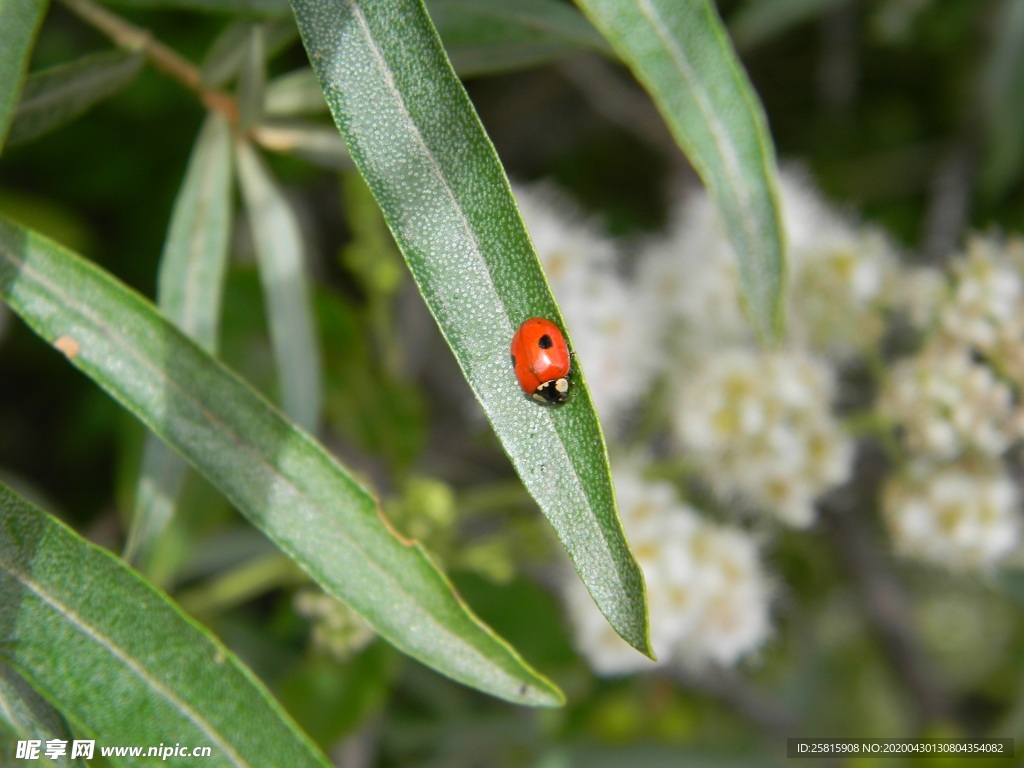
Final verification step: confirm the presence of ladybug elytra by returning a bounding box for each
[510,317,571,405]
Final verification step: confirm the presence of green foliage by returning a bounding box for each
[289,0,650,655]
[235,141,323,432]
[7,50,145,147]
[574,0,785,346]
[0,663,84,767]
[0,0,48,152]
[0,217,561,707]
[0,482,331,767]
[126,114,233,571]
[6,0,1020,765]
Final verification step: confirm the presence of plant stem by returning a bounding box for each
[175,553,305,616]
[59,0,238,122]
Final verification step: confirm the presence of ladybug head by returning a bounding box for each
[532,377,570,405]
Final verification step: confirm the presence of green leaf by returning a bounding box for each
[201,20,298,89]
[981,0,1024,198]
[290,0,651,655]
[264,68,328,116]
[8,50,144,147]
[237,26,266,131]
[125,114,234,570]
[427,0,613,77]
[155,116,235,355]
[0,663,85,767]
[0,482,331,768]
[251,121,350,169]
[574,0,786,346]
[0,0,49,153]
[728,0,849,51]
[0,217,563,707]
[235,140,323,433]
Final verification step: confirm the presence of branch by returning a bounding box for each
[59,0,238,122]
[821,448,953,730]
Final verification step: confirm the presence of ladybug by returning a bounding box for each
[510,317,571,405]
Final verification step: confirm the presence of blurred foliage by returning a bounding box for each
[2,0,1024,765]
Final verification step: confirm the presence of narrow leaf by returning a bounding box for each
[156,116,234,353]
[237,25,266,130]
[427,0,613,77]
[251,120,350,169]
[290,0,651,655]
[0,0,49,152]
[201,20,297,89]
[125,114,234,568]
[574,0,786,345]
[8,50,144,147]
[0,663,84,767]
[235,141,323,433]
[264,68,328,116]
[0,217,563,706]
[0,483,331,767]
[981,0,1024,198]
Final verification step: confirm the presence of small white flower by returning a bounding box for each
[883,460,1021,570]
[294,589,375,662]
[678,524,772,667]
[879,342,1024,460]
[942,237,1024,350]
[675,349,854,527]
[636,192,747,360]
[636,169,897,360]
[935,236,1024,388]
[515,183,660,430]
[563,465,772,674]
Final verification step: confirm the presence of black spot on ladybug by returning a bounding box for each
[537,334,553,349]
[510,353,516,367]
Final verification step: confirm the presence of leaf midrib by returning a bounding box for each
[0,239,503,678]
[18,54,140,116]
[632,0,756,246]
[0,556,248,768]
[177,122,225,344]
[345,0,623,585]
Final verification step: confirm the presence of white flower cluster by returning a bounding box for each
[564,466,771,674]
[879,343,1024,460]
[519,173,1024,676]
[294,589,375,662]
[883,460,1020,570]
[878,236,1024,569]
[639,171,890,528]
[675,349,853,527]
[515,183,660,431]
[638,170,897,362]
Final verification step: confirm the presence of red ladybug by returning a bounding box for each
[510,317,571,405]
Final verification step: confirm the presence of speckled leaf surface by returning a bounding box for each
[289,0,651,656]
[0,483,330,768]
[575,0,786,346]
[0,218,563,707]
[0,663,84,767]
